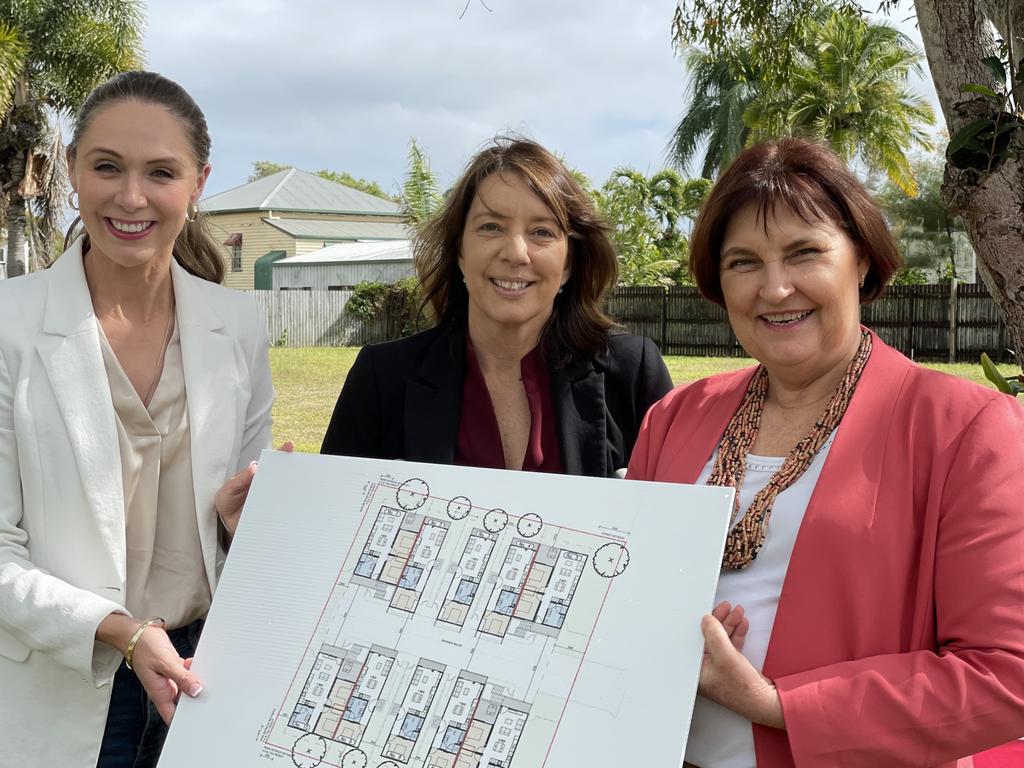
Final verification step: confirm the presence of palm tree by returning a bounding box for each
[400,139,443,232]
[0,0,143,278]
[667,45,760,179]
[746,8,935,194]
[597,167,706,286]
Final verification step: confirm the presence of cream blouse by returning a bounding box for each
[98,318,212,629]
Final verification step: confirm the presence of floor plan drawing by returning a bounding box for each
[289,644,397,747]
[477,539,586,639]
[425,673,529,768]
[264,474,633,768]
[156,453,734,768]
[383,661,446,763]
[437,530,497,628]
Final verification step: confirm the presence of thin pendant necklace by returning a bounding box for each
[140,300,175,408]
[708,331,872,569]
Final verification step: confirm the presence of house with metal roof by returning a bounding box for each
[272,240,415,291]
[200,168,408,290]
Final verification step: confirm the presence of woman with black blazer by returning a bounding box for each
[322,138,671,477]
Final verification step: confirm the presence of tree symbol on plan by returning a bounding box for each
[447,495,472,520]
[592,543,630,578]
[395,478,430,510]
[516,513,543,538]
[483,508,509,533]
[341,749,367,768]
[290,733,327,768]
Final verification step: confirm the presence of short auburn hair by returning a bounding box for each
[689,138,902,305]
[416,136,618,363]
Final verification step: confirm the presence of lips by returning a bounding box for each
[105,217,155,240]
[760,310,814,326]
[490,278,533,292]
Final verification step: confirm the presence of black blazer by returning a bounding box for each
[321,323,673,478]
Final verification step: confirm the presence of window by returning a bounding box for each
[223,233,243,272]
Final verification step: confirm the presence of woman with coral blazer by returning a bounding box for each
[629,139,1024,767]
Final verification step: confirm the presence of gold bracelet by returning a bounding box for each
[124,618,165,671]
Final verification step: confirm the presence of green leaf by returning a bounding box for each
[982,56,1007,85]
[980,353,1014,394]
[947,119,995,155]
[960,83,1000,100]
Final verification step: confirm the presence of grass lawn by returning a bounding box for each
[271,347,1020,452]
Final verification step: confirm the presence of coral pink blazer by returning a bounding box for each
[628,332,1024,767]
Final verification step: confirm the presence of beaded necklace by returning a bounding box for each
[709,330,872,569]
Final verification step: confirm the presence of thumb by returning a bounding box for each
[701,613,733,656]
[167,662,204,700]
[230,462,257,491]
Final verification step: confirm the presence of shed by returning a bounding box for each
[200,168,406,290]
[272,240,415,291]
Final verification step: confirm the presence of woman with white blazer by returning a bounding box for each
[0,72,274,768]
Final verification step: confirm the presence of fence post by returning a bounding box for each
[661,288,668,350]
[948,277,958,363]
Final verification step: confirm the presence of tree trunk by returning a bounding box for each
[914,0,1024,367]
[5,152,27,279]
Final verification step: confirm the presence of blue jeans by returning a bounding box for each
[96,619,204,768]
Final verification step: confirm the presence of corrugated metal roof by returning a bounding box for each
[201,168,402,215]
[262,218,411,240]
[275,240,414,265]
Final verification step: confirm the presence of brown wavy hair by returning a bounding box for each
[416,137,618,363]
[689,138,902,305]
[65,70,224,283]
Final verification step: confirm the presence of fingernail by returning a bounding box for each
[188,683,203,697]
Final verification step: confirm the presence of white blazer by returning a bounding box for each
[0,240,273,767]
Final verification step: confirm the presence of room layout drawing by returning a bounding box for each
[478,539,586,638]
[266,475,631,768]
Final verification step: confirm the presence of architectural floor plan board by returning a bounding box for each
[159,453,733,768]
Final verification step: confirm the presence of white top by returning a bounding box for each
[99,318,211,629]
[685,431,836,768]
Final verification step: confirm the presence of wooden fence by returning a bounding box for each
[248,284,1015,362]
[607,284,1015,363]
[245,289,386,347]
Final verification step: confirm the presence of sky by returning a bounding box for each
[142,0,941,199]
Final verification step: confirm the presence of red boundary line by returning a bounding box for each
[539,549,621,768]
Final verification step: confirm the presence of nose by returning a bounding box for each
[115,173,147,211]
[501,232,530,266]
[758,261,796,303]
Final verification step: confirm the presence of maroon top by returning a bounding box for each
[455,339,564,473]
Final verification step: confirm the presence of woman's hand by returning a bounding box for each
[214,440,294,537]
[96,614,203,725]
[698,607,785,730]
[129,624,203,725]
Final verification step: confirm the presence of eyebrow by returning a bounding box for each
[86,147,185,166]
[722,236,826,257]
[468,206,559,227]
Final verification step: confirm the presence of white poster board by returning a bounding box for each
[159,452,732,768]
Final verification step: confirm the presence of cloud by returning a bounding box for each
[145,0,690,194]
[143,0,940,196]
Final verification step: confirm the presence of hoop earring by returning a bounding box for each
[68,191,79,211]
[185,202,199,223]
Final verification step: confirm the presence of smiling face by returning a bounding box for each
[719,201,868,380]
[459,171,570,344]
[68,100,210,271]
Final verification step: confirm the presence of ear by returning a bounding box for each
[66,149,77,189]
[561,245,573,286]
[857,253,869,287]
[191,163,212,206]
